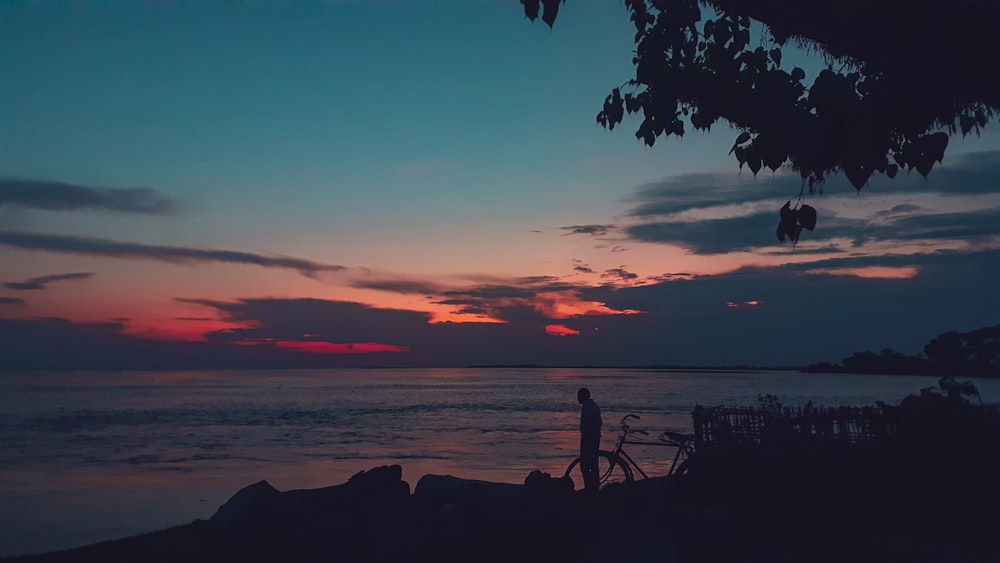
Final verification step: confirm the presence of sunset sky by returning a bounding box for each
[2,1,999,369]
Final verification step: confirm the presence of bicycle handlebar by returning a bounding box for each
[620,414,648,436]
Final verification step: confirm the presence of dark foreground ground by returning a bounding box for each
[8,385,1000,563]
[4,453,1000,563]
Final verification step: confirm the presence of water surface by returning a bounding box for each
[2,368,996,556]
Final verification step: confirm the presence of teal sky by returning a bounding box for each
[2,1,998,368]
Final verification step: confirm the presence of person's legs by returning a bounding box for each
[580,435,600,493]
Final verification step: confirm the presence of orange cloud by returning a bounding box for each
[428,310,506,324]
[537,291,642,320]
[545,324,580,336]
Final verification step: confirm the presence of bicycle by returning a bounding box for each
[563,414,695,489]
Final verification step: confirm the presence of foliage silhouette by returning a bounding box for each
[802,324,1000,377]
[925,325,1000,376]
[679,379,1000,561]
[524,0,999,195]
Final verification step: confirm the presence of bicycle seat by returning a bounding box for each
[659,431,695,445]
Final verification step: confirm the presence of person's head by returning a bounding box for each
[577,387,590,404]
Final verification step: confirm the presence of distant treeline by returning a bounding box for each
[803,324,1000,377]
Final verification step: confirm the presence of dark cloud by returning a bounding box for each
[602,267,639,282]
[437,277,582,302]
[626,204,1000,255]
[352,275,566,297]
[626,213,782,254]
[852,208,1000,245]
[3,272,94,291]
[440,285,536,302]
[0,230,345,277]
[516,275,562,285]
[761,245,846,256]
[572,248,1000,367]
[919,150,1000,195]
[572,259,593,274]
[0,297,26,306]
[0,179,177,215]
[181,298,432,346]
[628,172,803,218]
[411,274,634,325]
[4,248,998,369]
[769,247,1000,275]
[560,224,616,236]
[351,277,445,295]
[874,204,923,218]
[628,150,1000,219]
[648,273,697,282]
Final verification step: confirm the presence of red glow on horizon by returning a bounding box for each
[275,340,410,355]
[123,319,253,342]
[727,300,763,309]
[545,324,580,336]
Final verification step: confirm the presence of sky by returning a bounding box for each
[2,1,999,369]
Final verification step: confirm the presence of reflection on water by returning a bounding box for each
[2,368,998,555]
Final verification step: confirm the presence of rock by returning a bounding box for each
[523,469,574,494]
[208,480,300,530]
[413,474,538,509]
[284,464,410,512]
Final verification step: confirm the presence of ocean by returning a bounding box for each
[2,368,999,556]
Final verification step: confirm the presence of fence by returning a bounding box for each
[692,403,906,451]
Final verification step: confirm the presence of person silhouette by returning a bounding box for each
[577,387,602,494]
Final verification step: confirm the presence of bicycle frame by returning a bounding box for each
[611,414,695,480]
[563,413,695,487]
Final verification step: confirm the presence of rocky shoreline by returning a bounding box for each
[5,459,998,563]
[4,466,683,563]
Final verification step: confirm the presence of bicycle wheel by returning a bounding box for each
[562,450,634,489]
[669,458,691,478]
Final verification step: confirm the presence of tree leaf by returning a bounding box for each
[729,131,750,154]
[521,0,540,21]
[769,48,782,67]
[799,204,817,231]
[541,0,560,27]
[925,131,948,163]
[915,155,933,177]
[734,146,747,167]
[671,119,685,137]
[747,149,762,176]
[958,113,976,137]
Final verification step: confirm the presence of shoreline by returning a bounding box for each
[6,458,999,563]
